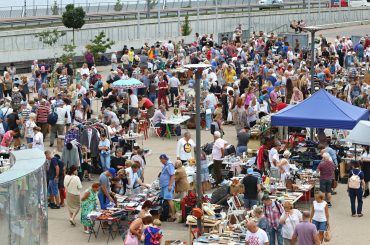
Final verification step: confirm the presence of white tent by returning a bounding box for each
[346,120,370,145]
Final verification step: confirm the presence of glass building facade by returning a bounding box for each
[0,149,47,245]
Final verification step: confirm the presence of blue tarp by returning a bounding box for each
[271,89,369,130]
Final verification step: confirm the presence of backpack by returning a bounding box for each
[348,170,361,189]
[147,227,162,245]
[47,107,58,125]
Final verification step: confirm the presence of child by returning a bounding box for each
[142,219,163,245]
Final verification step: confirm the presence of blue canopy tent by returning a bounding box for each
[271,89,369,130]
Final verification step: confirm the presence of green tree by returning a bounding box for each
[59,44,77,65]
[85,31,115,65]
[181,14,192,36]
[146,0,158,18]
[51,0,59,15]
[35,29,66,47]
[114,0,123,11]
[62,4,86,45]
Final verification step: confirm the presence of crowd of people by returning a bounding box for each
[1,24,370,244]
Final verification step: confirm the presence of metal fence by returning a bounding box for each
[0,0,319,18]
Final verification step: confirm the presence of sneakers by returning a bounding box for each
[327,202,332,208]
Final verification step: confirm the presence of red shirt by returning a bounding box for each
[317,160,336,180]
[143,98,154,109]
[158,80,168,96]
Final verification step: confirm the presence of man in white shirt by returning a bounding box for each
[167,40,175,59]
[50,101,67,147]
[125,163,150,194]
[176,132,195,164]
[152,106,167,137]
[268,142,281,179]
[76,83,87,96]
[212,131,227,185]
[245,220,269,245]
[169,73,181,107]
[128,89,139,117]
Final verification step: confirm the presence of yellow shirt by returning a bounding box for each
[224,69,236,84]
[128,50,134,62]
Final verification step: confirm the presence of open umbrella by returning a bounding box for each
[111,78,145,89]
[111,78,145,115]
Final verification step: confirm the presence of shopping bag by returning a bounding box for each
[324,224,331,242]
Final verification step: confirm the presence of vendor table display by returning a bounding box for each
[161,115,190,139]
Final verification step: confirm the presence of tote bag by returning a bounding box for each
[124,231,139,245]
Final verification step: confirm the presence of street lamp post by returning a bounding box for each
[184,63,211,233]
[303,26,322,140]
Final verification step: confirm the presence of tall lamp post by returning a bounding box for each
[184,63,211,233]
[302,26,322,140]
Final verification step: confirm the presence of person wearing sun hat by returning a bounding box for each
[97,167,116,209]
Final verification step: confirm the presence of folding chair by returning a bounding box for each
[149,118,161,137]
[226,195,245,225]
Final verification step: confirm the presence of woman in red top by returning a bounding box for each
[157,76,169,111]
[138,96,155,119]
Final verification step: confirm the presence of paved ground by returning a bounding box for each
[39,23,370,244]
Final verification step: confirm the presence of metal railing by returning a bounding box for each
[2,0,323,19]
[0,1,337,28]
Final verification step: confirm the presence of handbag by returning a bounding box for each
[124,231,139,245]
[324,224,331,242]
[331,179,338,189]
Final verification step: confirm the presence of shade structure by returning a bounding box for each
[271,89,369,130]
[111,78,145,89]
[346,121,370,145]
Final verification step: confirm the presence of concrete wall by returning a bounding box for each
[0,6,369,63]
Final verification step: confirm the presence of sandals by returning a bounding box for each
[69,219,76,226]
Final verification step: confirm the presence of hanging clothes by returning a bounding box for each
[80,127,100,158]
[62,142,81,169]
[64,127,81,145]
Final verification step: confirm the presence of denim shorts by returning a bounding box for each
[48,179,59,196]
[26,137,33,143]
[312,220,327,231]
[320,179,332,193]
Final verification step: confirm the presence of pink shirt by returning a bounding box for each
[1,131,13,147]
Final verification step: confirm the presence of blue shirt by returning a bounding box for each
[326,146,338,165]
[159,161,175,188]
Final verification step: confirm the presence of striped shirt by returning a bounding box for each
[36,105,50,123]
[21,108,31,122]
[59,75,69,89]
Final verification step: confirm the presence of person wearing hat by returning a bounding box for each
[98,167,116,209]
[159,154,176,221]
[11,86,23,110]
[278,150,292,185]
[242,167,261,210]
